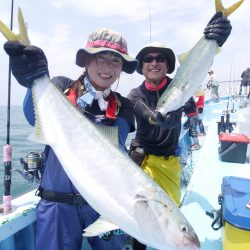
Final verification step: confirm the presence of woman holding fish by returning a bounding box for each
[4,28,138,250]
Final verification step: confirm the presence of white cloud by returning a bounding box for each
[0,0,250,105]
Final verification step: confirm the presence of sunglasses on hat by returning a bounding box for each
[143,54,166,63]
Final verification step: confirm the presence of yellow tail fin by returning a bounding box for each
[17,8,30,44]
[0,8,30,44]
[215,0,244,17]
[0,20,18,41]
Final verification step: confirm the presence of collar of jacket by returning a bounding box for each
[65,80,119,120]
[145,77,167,91]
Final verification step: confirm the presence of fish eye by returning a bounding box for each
[180,224,188,232]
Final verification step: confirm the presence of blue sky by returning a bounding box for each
[0,0,249,106]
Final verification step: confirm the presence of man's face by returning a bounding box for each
[142,52,168,85]
[87,52,123,90]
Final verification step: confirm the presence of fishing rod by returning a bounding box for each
[226,55,238,132]
[226,54,234,112]
[230,64,235,113]
[148,0,152,43]
[2,0,14,214]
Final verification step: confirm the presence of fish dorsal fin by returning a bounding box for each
[215,0,244,17]
[177,50,190,64]
[28,77,50,145]
[216,46,221,54]
[95,124,119,148]
[178,42,221,65]
[83,217,119,237]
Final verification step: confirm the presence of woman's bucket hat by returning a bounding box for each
[135,42,176,75]
[76,28,138,74]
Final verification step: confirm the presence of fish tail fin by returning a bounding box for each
[0,7,30,44]
[215,0,244,17]
[17,8,30,44]
[0,20,18,41]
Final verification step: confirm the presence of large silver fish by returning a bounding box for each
[156,0,244,115]
[0,9,200,250]
[32,76,200,250]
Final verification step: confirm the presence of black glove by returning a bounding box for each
[4,41,49,88]
[154,111,180,129]
[134,101,180,129]
[204,12,232,47]
[147,109,179,129]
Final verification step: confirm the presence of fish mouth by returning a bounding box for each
[155,106,167,116]
[183,233,201,250]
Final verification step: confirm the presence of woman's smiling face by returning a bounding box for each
[87,52,123,90]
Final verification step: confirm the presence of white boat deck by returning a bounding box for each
[181,99,250,250]
[0,190,39,249]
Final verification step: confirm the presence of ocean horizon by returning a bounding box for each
[0,105,45,204]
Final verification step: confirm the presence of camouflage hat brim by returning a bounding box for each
[76,47,138,74]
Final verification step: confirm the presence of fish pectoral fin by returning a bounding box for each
[0,8,30,45]
[83,217,120,237]
[134,194,164,226]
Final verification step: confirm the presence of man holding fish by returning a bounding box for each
[128,8,232,249]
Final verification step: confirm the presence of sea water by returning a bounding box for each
[0,106,44,204]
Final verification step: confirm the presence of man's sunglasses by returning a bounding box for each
[143,55,166,63]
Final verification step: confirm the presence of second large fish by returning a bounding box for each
[156,0,244,115]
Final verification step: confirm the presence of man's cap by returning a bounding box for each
[76,28,138,74]
[135,42,176,75]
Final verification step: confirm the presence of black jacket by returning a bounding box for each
[127,77,182,156]
[183,97,197,116]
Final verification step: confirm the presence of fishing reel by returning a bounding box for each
[18,151,44,183]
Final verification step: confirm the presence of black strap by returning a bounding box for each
[211,209,224,231]
[36,187,87,206]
